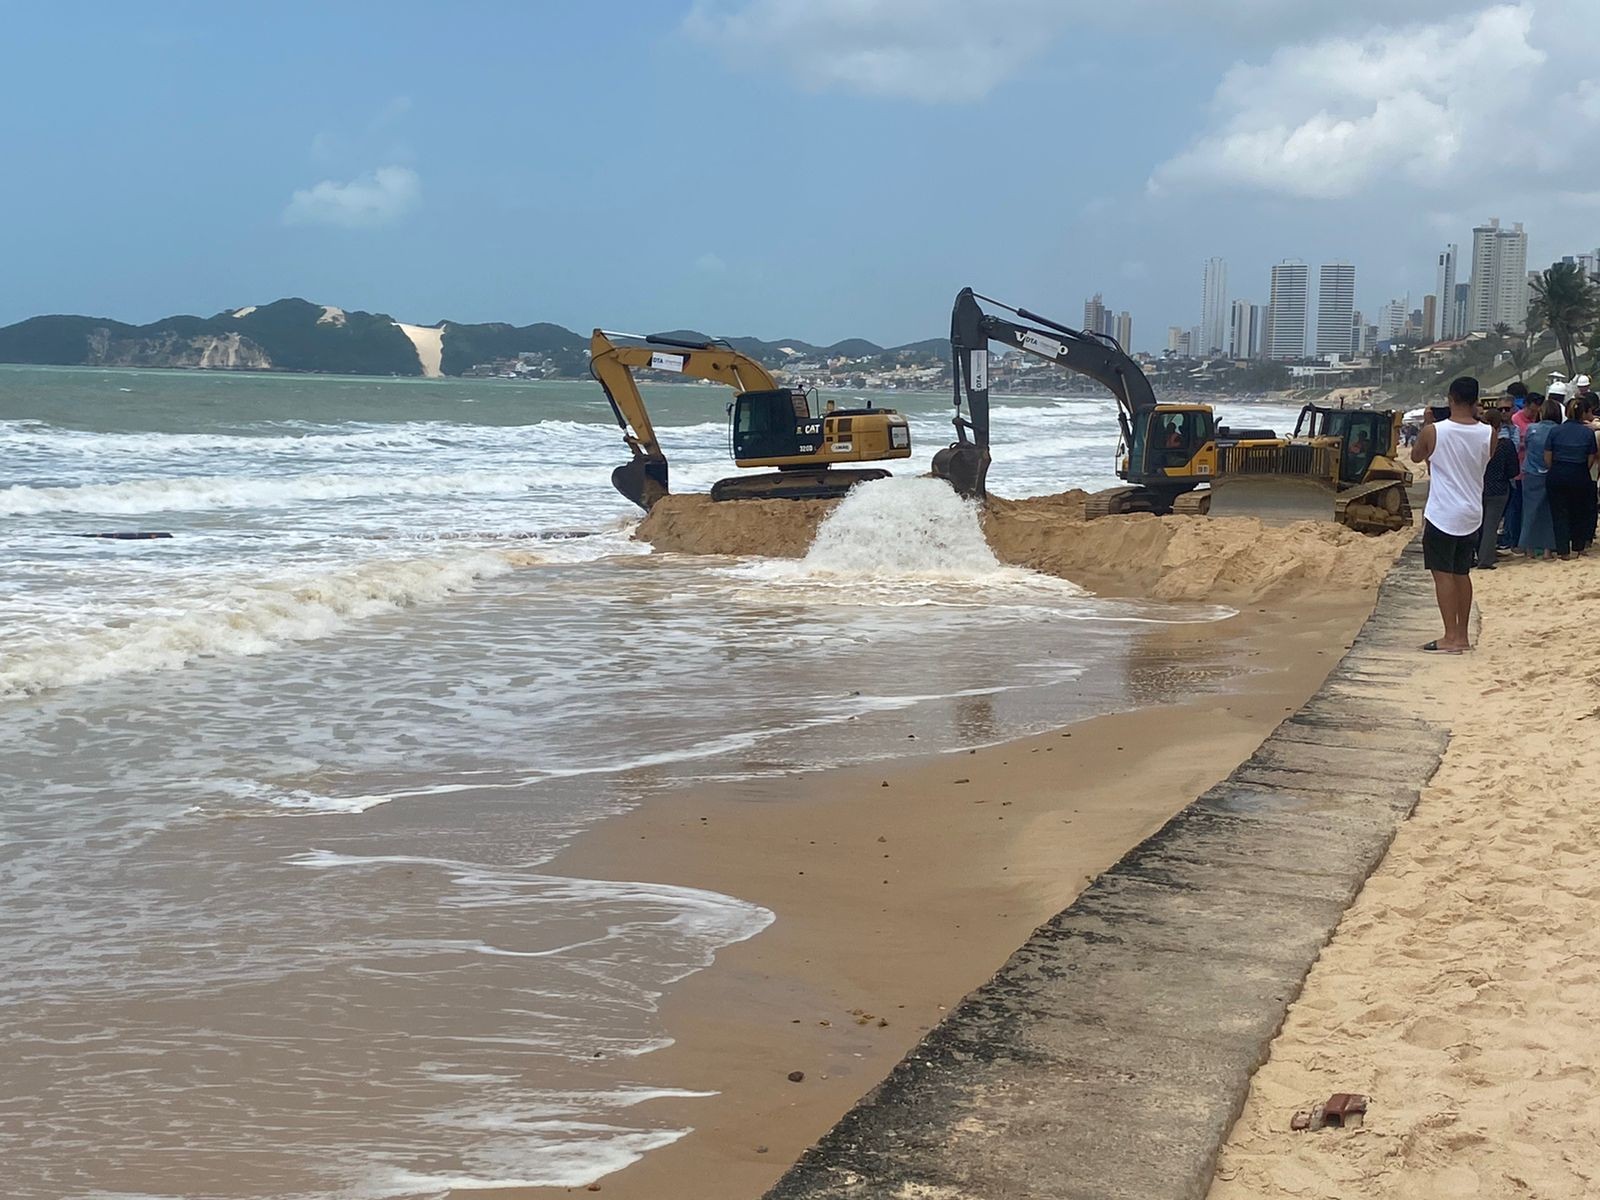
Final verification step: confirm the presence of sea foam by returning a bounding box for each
[0,549,538,698]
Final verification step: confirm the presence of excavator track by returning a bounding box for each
[1170,490,1211,517]
[1083,486,1188,519]
[1333,479,1413,534]
[709,468,892,504]
[1083,486,1141,520]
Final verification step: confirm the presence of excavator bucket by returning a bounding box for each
[612,457,670,512]
[1205,474,1338,524]
[931,444,991,500]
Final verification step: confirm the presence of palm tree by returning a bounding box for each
[1509,336,1535,382]
[1529,263,1599,378]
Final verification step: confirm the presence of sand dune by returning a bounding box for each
[636,489,1407,604]
[395,322,445,379]
[1210,559,1600,1199]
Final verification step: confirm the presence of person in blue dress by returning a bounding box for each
[1520,396,1562,558]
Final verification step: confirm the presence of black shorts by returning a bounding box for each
[1423,519,1478,575]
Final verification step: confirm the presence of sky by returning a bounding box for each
[2,0,1597,352]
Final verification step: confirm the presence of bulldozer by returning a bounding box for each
[589,330,912,511]
[1206,404,1413,533]
[932,288,1412,532]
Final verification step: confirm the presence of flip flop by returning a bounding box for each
[1421,641,1464,654]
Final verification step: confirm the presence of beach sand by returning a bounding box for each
[1210,556,1600,1199]
[477,498,1405,1199]
[639,491,1405,604]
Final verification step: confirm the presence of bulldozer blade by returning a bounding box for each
[931,444,990,499]
[1206,475,1337,525]
[612,458,670,512]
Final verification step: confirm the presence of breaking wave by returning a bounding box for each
[0,549,539,698]
[0,471,541,515]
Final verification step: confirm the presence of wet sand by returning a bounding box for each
[491,596,1379,1200]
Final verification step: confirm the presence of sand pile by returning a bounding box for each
[982,505,1405,602]
[636,494,837,559]
[636,487,1408,604]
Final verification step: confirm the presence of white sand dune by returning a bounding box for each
[1210,557,1600,1199]
[395,322,445,379]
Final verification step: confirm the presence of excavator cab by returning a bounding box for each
[731,389,819,461]
[1127,406,1217,478]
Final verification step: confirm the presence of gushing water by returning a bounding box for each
[802,477,999,576]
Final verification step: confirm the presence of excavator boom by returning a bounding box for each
[590,330,780,510]
[590,329,911,510]
[937,288,1161,500]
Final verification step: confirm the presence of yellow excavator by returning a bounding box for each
[589,330,913,511]
[934,289,1411,532]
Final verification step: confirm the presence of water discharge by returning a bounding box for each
[803,476,1000,576]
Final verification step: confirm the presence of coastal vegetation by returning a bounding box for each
[1529,261,1600,379]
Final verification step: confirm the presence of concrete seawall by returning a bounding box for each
[766,539,1449,1200]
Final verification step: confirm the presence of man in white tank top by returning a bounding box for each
[1411,376,1493,652]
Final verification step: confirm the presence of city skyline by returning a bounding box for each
[1073,214,1595,361]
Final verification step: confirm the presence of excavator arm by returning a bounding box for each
[589,330,780,510]
[935,287,1158,498]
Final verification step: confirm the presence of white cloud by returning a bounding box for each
[695,252,729,273]
[683,0,1072,102]
[283,166,420,229]
[1149,4,1572,200]
[681,0,1503,103]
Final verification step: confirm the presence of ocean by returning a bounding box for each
[0,365,1306,1198]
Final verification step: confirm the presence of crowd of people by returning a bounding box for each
[1413,373,1599,653]
[1485,373,1599,563]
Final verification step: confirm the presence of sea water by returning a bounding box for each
[0,365,1304,1197]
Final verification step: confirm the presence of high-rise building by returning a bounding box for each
[1083,293,1108,336]
[1467,218,1530,332]
[1201,257,1228,356]
[1315,263,1356,359]
[1228,299,1260,359]
[1350,311,1365,356]
[1421,295,1438,343]
[1452,283,1470,342]
[1266,261,1309,360]
[1166,326,1188,356]
[1434,245,1458,339]
[1377,297,1409,342]
[1113,311,1132,351]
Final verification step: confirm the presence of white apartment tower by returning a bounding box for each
[1434,245,1458,340]
[1113,311,1133,351]
[1315,263,1356,358]
[1266,261,1309,360]
[1200,257,1228,356]
[1467,219,1530,333]
[1228,299,1260,358]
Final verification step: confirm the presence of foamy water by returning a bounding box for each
[0,365,1301,1196]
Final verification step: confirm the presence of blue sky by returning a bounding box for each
[3,1,1596,350]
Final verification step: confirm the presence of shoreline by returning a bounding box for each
[483,594,1379,1200]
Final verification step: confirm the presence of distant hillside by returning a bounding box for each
[647,330,942,371]
[435,320,587,376]
[0,299,421,376]
[0,301,942,378]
